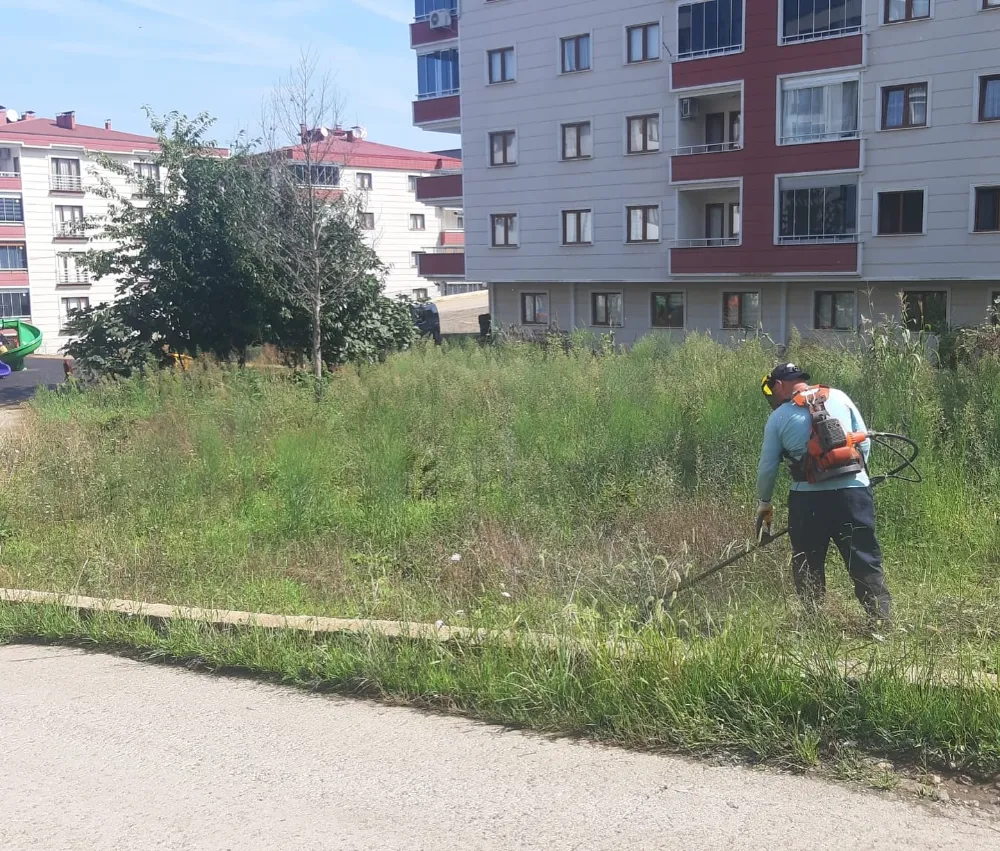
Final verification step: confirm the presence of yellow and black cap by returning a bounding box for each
[761,363,810,397]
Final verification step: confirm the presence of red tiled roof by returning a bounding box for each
[0,117,161,153]
[281,137,461,172]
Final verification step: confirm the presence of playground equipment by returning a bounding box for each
[0,319,43,372]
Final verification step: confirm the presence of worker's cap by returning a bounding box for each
[767,363,810,383]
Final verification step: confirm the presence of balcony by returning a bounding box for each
[416,172,462,206]
[411,17,458,48]
[673,183,741,247]
[55,221,87,241]
[413,93,460,133]
[50,174,84,194]
[417,249,464,279]
[439,230,464,247]
[57,268,90,285]
[672,87,744,181]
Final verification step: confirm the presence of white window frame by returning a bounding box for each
[558,119,595,161]
[59,295,91,331]
[624,111,663,156]
[671,81,745,156]
[558,32,594,75]
[355,172,373,190]
[877,78,932,132]
[677,0,747,61]
[410,251,421,268]
[969,182,1000,233]
[589,290,625,328]
[650,290,687,329]
[773,169,861,245]
[0,193,24,225]
[409,213,428,231]
[624,204,662,244]
[519,289,551,326]
[811,287,858,331]
[623,19,664,65]
[720,289,763,331]
[56,251,89,285]
[486,45,517,85]
[489,211,520,248]
[560,208,594,246]
[871,186,928,237]
[408,175,419,193]
[775,69,862,147]
[487,128,518,167]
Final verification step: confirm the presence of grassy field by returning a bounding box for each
[2,330,999,776]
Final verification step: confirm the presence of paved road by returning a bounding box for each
[1,646,996,851]
[0,356,66,408]
[436,290,488,335]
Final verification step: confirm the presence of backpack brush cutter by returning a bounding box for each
[669,431,922,595]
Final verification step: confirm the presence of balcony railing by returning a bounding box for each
[674,237,740,248]
[677,43,743,61]
[0,171,19,179]
[777,232,859,245]
[779,129,860,145]
[51,174,84,192]
[417,87,460,101]
[673,142,742,156]
[57,268,90,285]
[780,24,862,45]
[56,221,86,238]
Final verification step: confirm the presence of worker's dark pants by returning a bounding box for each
[787,487,891,621]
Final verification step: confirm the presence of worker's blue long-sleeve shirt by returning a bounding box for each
[757,388,871,503]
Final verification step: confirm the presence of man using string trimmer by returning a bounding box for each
[756,363,891,626]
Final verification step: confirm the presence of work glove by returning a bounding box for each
[755,501,773,543]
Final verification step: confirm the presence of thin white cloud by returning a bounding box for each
[348,0,412,24]
[50,41,290,69]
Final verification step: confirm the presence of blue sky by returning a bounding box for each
[2,0,454,152]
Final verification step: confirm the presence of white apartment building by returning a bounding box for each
[409,0,1000,343]
[0,112,471,355]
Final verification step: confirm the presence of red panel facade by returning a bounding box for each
[0,176,21,190]
[412,95,461,126]
[418,251,465,278]
[439,231,465,246]
[0,225,25,240]
[411,18,459,48]
[416,172,463,203]
[0,270,29,286]
[671,6,863,275]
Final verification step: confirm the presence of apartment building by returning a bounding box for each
[277,128,471,297]
[410,0,1000,343]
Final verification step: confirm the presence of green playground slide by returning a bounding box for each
[0,319,43,371]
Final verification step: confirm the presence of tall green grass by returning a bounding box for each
[2,331,1000,772]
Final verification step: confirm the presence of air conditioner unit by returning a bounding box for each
[429,9,453,29]
[679,98,699,119]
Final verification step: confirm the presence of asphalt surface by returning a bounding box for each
[0,356,67,408]
[2,646,997,850]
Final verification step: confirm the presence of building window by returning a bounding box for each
[415,0,457,19]
[411,251,421,267]
[0,289,29,318]
[729,202,741,239]
[779,183,858,243]
[626,205,660,243]
[561,122,593,160]
[987,0,1000,7]
[491,213,518,247]
[413,288,429,300]
[408,175,419,193]
[0,197,23,224]
[57,253,88,284]
[591,292,623,327]
[455,214,464,229]
[60,296,90,331]
[723,292,761,329]
[992,292,1000,324]
[0,245,27,269]
[877,190,925,235]
[292,164,340,186]
[626,23,660,63]
[562,209,593,245]
[56,205,85,237]
[974,186,1000,232]
[902,291,947,332]
[410,214,426,231]
[51,157,82,192]
[885,0,930,23]
[418,49,460,98]
[356,172,372,190]
[782,0,862,42]
[360,212,375,230]
[652,292,684,328]
[881,83,928,129]
[814,291,855,330]
[134,162,161,181]
[678,0,743,59]
[627,114,660,153]
[561,34,591,73]
[521,293,549,325]
[488,47,516,84]
[489,130,517,166]
[979,75,1000,122]
[780,77,859,144]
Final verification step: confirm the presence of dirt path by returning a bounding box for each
[2,645,996,850]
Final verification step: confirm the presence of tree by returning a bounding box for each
[77,111,274,366]
[246,51,388,390]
